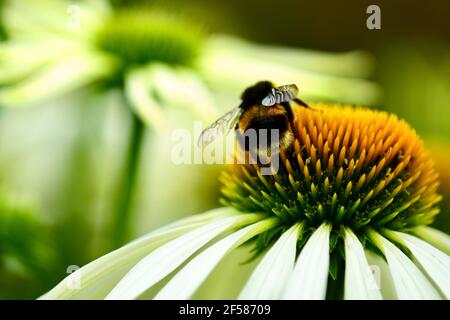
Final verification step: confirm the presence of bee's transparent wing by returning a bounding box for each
[276,84,299,103]
[278,84,299,99]
[197,107,242,147]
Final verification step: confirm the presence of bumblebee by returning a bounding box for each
[198,81,312,159]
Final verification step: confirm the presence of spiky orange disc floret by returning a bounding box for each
[220,104,441,233]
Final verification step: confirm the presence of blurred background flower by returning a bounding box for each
[0,0,449,299]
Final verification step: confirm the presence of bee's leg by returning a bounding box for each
[293,97,309,108]
[293,98,321,112]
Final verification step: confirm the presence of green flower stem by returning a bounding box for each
[113,111,145,248]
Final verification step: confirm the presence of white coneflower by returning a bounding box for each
[42,105,450,300]
[0,0,219,127]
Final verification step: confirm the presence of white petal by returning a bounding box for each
[0,51,115,107]
[369,231,441,299]
[0,39,79,84]
[157,207,239,232]
[412,226,450,256]
[200,37,381,106]
[204,36,374,78]
[124,67,167,131]
[4,0,109,40]
[41,207,237,299]
[4,0,73,36]
[147,64,220,122]
[365,250,397,299]
[394,231,450,299]
[282,223,331,299]
[106,213,263,300]
[344,229,382,300]
[154,218,278,299]
[239,223,301,300]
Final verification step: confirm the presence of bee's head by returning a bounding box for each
[239,81,274,110]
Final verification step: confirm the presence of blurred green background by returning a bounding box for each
[0,0,449,299]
